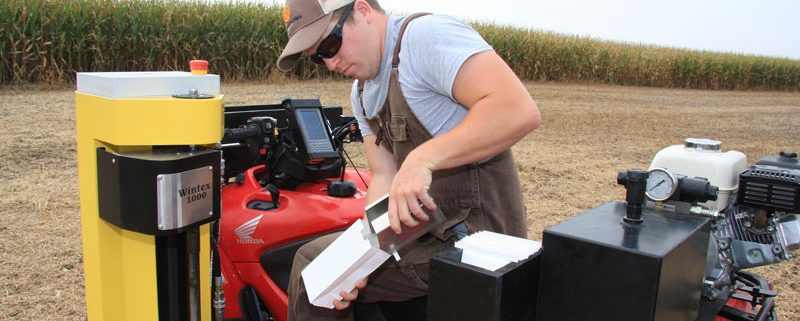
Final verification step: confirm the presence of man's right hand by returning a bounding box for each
[332,278,367,310]
[387,154,436,234]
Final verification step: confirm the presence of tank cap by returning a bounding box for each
[684,138,721,152]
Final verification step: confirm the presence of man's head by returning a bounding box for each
[277,0,386,79]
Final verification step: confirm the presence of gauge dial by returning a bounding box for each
[646,168,678,201]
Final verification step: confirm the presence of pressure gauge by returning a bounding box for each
[646,168,678,201]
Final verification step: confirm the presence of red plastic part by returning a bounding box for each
[713,290,756,321]
[219,165,370,320]
[219,243,246,319]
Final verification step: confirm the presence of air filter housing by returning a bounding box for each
[737,152,800,213]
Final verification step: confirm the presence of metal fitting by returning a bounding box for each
[213,276,226,321]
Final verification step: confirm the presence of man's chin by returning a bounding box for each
[355,71,380,82]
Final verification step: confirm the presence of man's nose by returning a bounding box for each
[324,57,339,72]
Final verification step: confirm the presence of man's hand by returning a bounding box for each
[332,278,367,310]
[387,155,437,234]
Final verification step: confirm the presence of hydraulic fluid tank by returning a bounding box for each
[537,202,711,321]
[649,138,747,210]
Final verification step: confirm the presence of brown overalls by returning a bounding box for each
[288,14,527,321]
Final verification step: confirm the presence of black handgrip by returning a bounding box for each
[224,126,261,141]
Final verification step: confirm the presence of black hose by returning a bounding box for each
[210,220,223,321]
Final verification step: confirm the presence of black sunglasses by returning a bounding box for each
[310,4,354,65]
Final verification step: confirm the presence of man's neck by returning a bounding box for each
[376,14,388,64]
[359,13,388,82]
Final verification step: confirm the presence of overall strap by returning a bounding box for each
[359,12,431,145]
[392,13,431,67]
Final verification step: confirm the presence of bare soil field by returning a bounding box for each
[0,80,798,320]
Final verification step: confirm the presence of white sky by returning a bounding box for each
[258,0,799,60]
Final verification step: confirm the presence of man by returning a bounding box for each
[278,0,540,319]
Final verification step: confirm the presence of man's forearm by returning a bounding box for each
[405,98,538,173]
[365,172,393,206]
[363,135,398,207]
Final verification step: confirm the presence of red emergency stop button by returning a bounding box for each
[190,60,208,75]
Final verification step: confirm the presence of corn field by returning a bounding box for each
[2,0,799,90]
[478,24,800,91]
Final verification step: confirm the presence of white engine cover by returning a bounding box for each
[649,138,747,210]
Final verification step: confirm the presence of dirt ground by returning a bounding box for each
[0,80,798,320]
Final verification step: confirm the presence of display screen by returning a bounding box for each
[298,109,327,140]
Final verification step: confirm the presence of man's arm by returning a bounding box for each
[387,50,540,233]
[331,135,395,310]
[363,134,398,206]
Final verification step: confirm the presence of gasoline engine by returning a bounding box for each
[703,149,800,318]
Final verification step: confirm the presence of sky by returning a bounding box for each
[260,0,800,60]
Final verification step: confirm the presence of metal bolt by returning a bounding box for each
[157,176,163,181]
[208,166,213,171]
[744,221,752,228]
[209,211,214,217]
[158,224,164,230]
[767,226,775,232]
[111,158,116,164]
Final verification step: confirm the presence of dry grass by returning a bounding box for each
[0,80,798,320]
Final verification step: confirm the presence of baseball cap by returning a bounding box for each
[278,0,355,72]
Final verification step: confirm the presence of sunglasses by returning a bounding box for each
[310,4,354,65]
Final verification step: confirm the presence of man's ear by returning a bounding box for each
[353,0,373,23]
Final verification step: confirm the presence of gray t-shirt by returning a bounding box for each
[351,15,493,137]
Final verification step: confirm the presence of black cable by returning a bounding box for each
[341,143,368,189]
[336,141,347,182]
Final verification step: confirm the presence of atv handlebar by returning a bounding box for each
[222,117,277,142]
[223,126,262,141]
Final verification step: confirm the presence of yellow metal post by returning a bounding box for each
[76,72,222,321]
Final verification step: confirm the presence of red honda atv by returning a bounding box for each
[214,99,376,321]
[213,99,794,321]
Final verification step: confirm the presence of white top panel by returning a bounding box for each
[76,71,220,98]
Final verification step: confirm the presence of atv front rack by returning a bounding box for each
[698,270,777,321]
